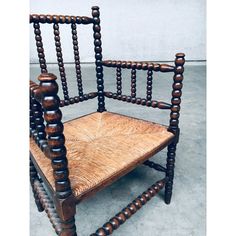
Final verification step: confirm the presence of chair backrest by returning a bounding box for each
[30,6,185,139]
[30,6,105,108]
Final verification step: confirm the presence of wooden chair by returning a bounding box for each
[29,6,185,236]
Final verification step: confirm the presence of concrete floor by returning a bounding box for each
[30,63,206,236]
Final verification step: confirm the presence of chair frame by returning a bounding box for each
[30,6,185,236]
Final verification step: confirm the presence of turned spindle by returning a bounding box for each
[33,22,47,73]
[53,23,70,104]
[165,53,185,204]
[131,68,136,99]
[146,64,153,101]
[116,65,122,95]
[71,23,83,98]
[92,6,106,112]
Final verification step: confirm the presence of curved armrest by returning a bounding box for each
[102,60,175,73]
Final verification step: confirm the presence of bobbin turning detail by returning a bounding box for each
[29,6,185,236]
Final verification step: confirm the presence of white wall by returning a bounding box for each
[30,0,206,63]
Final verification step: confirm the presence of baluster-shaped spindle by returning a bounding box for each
[33,22,47,73]
[92,6,106,112]
[165,53,185,204]
[146,65,153,101]
[116,65,122,95]
[131,68,136,100]
[53,23,70,105]
[39,73,77,235]
[71,23,83,98]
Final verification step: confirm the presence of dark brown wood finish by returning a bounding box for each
[71,23,83,98]
[116,66,122,95]
[33,179,62,234]
[38,73,77,235]
[90,179,166,236]
[53,23,70,104]
[104,91,172,109]
[102,60,175,72]
[30,14,94,25]
[165,53,185,204]
[59,92,98,107]
[146,68,153,101]
[30,6,185,236]
[33,22,47,73]
[143,160,166,173]
[92,6,106,112]
[30,158,44,212]
[131,68,136,98]
[30,82,46,149]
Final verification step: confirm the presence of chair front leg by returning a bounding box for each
[59,217,77,236]
[165,142,177,204]
[30,157,44,212]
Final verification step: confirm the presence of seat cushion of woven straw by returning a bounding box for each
[30,112,174,201]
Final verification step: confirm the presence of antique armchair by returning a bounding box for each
[29,6,185,236]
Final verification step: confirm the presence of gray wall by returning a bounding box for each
[30,0,205,63]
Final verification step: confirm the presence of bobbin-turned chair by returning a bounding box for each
[30,6,185,236]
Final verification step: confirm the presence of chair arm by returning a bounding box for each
[102,60,175,73]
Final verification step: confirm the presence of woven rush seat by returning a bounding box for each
[30,112,174,201]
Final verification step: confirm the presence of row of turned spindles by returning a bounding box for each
[115,67,154,101]
[30,14,94,25]
[90,179,166,236]
[104,92,171,109]
[92,6,106,112]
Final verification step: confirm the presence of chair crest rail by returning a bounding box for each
[30,14,94,25]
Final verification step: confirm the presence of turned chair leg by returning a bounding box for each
[60,217,77,236]
[165,142,177,204]
[30,157,44,212]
